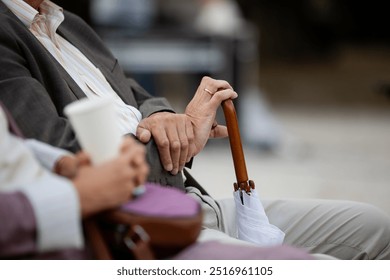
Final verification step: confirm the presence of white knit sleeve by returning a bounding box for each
[20,175,84,252]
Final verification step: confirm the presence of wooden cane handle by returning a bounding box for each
[222,100,252,192]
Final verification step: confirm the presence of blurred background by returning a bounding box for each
[57,0,390,215]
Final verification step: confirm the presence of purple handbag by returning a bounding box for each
[86,183,202,260]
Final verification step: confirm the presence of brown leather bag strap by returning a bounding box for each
[222,100,254,192]
[85,218,155,260]
[84,219,113,260]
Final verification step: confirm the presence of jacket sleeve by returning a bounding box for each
[0,24,81,153]
[19,175,84,254]
[126,77,176,118]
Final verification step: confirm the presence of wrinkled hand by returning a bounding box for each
[184,76,238,153]
[72,137,149,218]
[136,76,237,175]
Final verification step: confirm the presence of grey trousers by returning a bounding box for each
[186,187,390,260]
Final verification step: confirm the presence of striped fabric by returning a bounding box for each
[2,0,142,135]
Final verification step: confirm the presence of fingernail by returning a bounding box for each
[171,169,178,175]
[165,164,173,171]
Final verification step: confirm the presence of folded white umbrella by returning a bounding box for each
[234,187,285,246]
[222,100,284,247]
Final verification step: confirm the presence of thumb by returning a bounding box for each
[136,126,152,143]
[209,125,228,138]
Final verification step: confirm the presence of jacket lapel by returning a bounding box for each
[1,2,87,101]
[50,56,88,100]
[57,25,127,102]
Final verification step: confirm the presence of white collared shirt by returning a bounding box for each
[2,0,142,135]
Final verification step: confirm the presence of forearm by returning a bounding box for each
[0,33,81,152]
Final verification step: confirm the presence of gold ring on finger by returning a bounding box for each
[204,88,214,95]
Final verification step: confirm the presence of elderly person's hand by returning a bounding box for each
[58,137,148,218]
[136,76,238,175]
[54,137,148,182]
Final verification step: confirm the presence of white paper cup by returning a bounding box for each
[64,98,122,165]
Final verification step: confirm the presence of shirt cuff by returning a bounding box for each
[24,139,73,171]
[20,175,84,252]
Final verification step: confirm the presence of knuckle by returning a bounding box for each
[180,139,189,150]
[201,76,211,83]
[159,139,170,149]
[171,140,181,151]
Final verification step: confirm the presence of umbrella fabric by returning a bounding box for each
[234,188,285,246]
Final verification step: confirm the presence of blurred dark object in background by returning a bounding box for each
[55,0,91,24]
[54,0,390,109]
[236,0,390,61]
[57,0,390,62]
